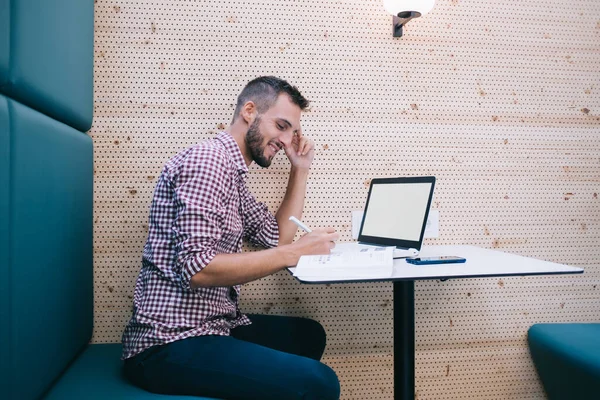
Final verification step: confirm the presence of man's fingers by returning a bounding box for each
[297,137,308,155]
[312,227,338,241]
[301,138,314,156]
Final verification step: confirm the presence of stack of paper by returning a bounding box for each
[293,245,394,281]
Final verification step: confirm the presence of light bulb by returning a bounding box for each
[383,0,436,16]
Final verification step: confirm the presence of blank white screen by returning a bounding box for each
[361,182,432,241]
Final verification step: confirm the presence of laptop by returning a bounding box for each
[350,176,436,258]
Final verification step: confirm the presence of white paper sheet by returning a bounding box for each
[293,245,394,280]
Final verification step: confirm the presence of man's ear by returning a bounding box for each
[240,101,257,124]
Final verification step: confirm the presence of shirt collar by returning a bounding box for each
[215,131,249,175]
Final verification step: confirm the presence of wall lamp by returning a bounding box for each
[384,0,436,37]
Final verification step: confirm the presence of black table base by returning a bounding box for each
[394,280,415,400]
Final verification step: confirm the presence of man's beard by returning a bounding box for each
[245,117,272,168]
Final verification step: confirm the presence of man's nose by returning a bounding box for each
[280,130,294,146]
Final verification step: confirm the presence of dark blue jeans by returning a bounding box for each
[124,314,340,400]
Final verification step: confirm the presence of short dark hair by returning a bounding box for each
[232,76,309,121]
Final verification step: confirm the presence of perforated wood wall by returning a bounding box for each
[92,0,600,398]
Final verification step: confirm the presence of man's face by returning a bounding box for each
[244,94,302,168]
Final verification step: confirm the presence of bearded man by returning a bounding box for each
[121,76,340,400]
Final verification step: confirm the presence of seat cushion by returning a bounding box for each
[0,95,93,400]
[0,0,94,131]
[528,323,600,399]
[43,344,220,400]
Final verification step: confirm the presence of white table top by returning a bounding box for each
[288,245,584,283]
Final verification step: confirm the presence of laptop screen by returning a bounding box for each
[358,176,435,250]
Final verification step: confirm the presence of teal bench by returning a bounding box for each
[528,323,600,399]
[0,96,220,399]
[43,344,211,400]
[0,94,93,400]
[0,1,218,398]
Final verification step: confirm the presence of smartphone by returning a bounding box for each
[406,256,466,265]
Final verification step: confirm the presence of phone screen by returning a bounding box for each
[407,256,466,264]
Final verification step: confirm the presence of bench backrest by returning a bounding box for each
[1,1,95,398]
[0,95,94,400]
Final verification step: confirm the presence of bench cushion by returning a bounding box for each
[0,0,94,131]
[43,344,220,400]
[528,323,600,399]
[0,95,93,400]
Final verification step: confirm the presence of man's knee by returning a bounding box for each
[299,360,340,400]
[304,317,327,346]
[310,318,326,339]
[292,317,327,360]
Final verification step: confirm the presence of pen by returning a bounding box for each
[289,216,312,233]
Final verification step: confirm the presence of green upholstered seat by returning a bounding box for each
[528,323,600,399]
[0,0,94,131]
[0,95,93,399]
[1,95,221,399]
[43,344,219,400]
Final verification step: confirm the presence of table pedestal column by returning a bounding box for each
[393,280,415,400]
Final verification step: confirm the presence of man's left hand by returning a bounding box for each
[284,132,314,170]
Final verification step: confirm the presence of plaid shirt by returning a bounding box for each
[121,132,279,359]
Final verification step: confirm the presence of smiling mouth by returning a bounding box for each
[268,142,282,154]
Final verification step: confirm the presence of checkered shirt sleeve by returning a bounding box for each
[170,147,234,289]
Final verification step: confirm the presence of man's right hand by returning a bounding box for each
[289,227,340,264]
